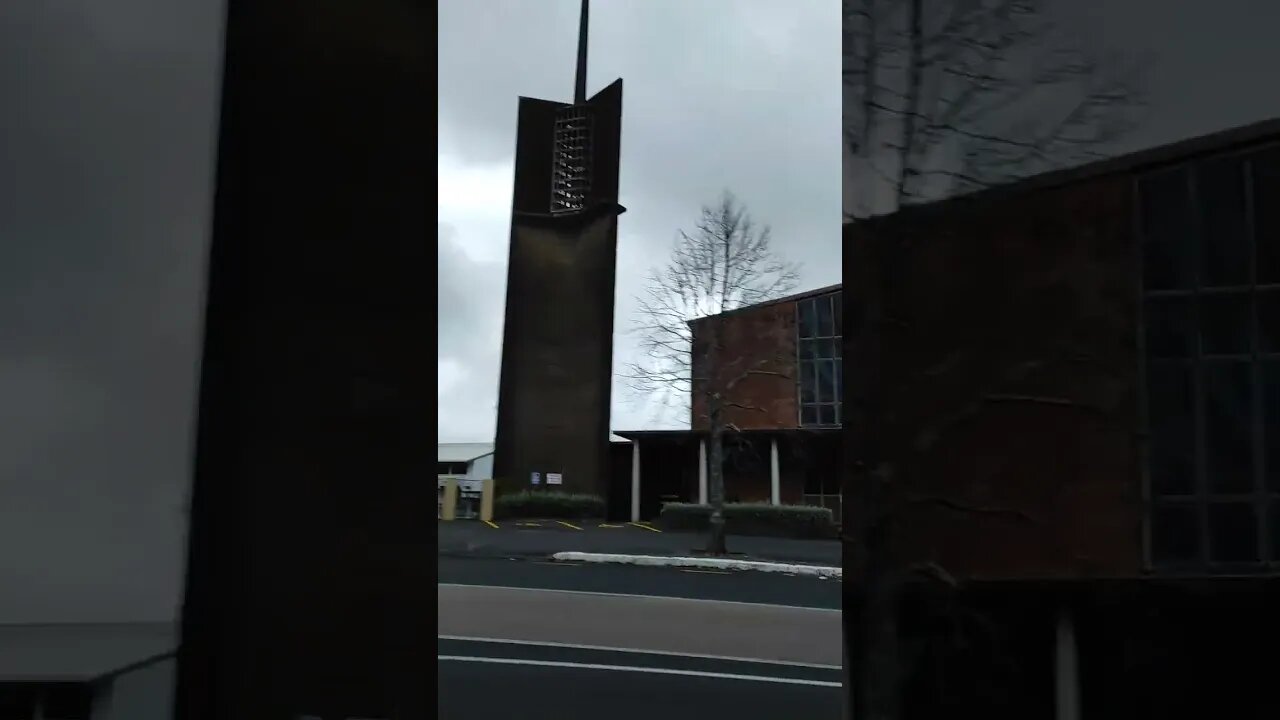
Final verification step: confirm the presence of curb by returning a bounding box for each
[550,552,843,580]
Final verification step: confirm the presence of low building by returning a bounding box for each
[436,443,494,481]
[615,285,844,523]
[0,623,177,719]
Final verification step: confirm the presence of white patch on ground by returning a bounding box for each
[550,552,842,580]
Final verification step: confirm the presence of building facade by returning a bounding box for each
[619,285,844,522]
[844,117,1280,717]
[0,623,177,720]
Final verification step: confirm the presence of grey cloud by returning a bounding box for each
[438,223,506,441]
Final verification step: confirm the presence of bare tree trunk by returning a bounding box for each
[706,405,727,555]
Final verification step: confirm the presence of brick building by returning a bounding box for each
[845,117,1280,717]
[614,285,844,523]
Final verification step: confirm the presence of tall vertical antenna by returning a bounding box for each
[574,0,589,104]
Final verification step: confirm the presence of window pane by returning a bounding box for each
[1253,148,1280,283]
[818,404,836,425]
[42,683,93,720]
[1148,361,1196,495]
[1258,289,1280,353]
[1145,296,1193,358]
[800,404,817,426]
[1204,361,1255,493]
[1140,168,1195,290]
[1198,156,1250,287]
[816,360,834,403]
[799,361,815,404]
[816,295,834,336]
[811,338,832,359]
[1264,360,1280,492]
[833,292,843,335]
[798,299,817,339]
[1208,502,1259,563]
[0,684,38,720]
[803,469,822,495]
[834,360,843,402]
[1151,503,1200,564]
[1200,292,1252,355]
[799,339,816,361]
[835,403,842,426]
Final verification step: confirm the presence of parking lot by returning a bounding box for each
[481,519,663,532]
[436,518,841,566]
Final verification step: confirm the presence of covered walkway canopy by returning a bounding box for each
[611,428,842,523]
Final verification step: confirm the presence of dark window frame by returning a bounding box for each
[1140,142,1280,572]
[796,291,842,428]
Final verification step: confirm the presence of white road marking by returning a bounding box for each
[437,635,843,670]
[436,583,841,613]
[437,655,842,687]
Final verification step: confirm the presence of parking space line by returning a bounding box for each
[517,522,543,527]
[598,523,625,528]
[484,520,499,529]
[556,520,583,531]
[628,521,662,533]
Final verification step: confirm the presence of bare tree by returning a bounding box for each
[626,191,800,555]
[844,0,1148,219]
[843,2,1148,718]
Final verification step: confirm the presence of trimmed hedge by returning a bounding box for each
[493,490,606,520]
[658,502,837,539]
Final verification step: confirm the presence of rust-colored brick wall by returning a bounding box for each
[691,302,798,431]
[846,173,1145,581]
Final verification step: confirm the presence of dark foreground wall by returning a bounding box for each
[845,171,1143,581]
[175,2,431,718]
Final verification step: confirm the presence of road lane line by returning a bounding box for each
[437,635,843,670]
[557,520,584,530]
[628,521,662,532]
[484,520,499,529]
[437,583,841,613]
[437,655,842,687]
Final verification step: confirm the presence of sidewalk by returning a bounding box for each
[437,519,842,567]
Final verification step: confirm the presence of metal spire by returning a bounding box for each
[574,0,588,104]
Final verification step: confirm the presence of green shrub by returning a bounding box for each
[658,502,837,539]
[493,490,606,520]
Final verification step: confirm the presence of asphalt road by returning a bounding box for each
[438,557,845,719]
[438,555,842,609]
[438,637,842,720]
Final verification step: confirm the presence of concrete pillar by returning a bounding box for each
[441,478,459,521]
[479,478,495,523]
[770,437,781,505]
[1055,605,1081,720]
[698,439,708,505]
[631,440,641,522]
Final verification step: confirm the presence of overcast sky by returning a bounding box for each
[2,0,1280,624]
[439,0,843,442]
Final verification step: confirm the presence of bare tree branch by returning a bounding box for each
[625,191,801,555]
